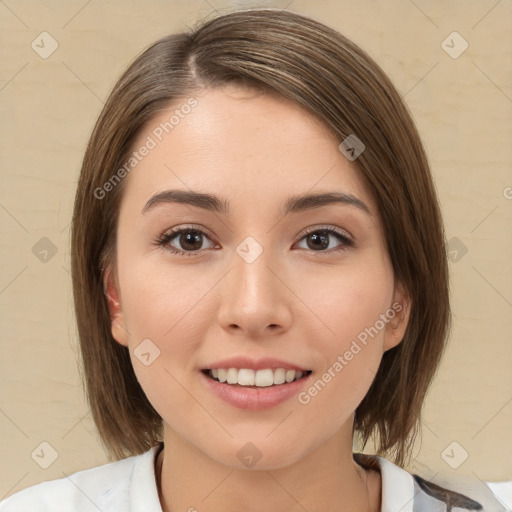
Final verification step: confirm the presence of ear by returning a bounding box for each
[383,281,412,351]
[103,266,129,347]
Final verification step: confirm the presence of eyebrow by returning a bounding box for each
[141,189,372,217]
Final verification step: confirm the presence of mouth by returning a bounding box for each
[201,368,313,387]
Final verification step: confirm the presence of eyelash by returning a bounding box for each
[153,224,354,257]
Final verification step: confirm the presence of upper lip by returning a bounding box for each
[203,356,310,372]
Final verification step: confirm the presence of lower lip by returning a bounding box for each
[200,371,313,410]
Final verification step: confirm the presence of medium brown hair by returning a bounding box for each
[71,8,450,467]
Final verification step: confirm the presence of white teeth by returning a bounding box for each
[226,368,238,384]
[255,369,273,387]
[238,369,255,386]
[208,368,309,387]
[273,368,286,385]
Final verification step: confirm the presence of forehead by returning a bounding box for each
[121,85,377,216]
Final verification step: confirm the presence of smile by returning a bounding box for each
[203,368,312,387]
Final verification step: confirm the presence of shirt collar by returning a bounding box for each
[130,443,164,512]
[375,455,415,512]
[137,444,416,512]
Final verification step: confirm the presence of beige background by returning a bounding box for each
[1,0,511,503]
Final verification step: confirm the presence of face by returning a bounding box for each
[105,85,410,469]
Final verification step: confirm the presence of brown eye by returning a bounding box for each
[155,227,215,256]
[296,227,353,252]
[176,230,204,251]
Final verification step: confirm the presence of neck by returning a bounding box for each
[155,426,381,512]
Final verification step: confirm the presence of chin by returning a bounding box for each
[204,434,316,472]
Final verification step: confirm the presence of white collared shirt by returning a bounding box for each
[0,444,488,511]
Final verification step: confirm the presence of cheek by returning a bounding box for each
[298,262,393,346]
[115,257,216,413]
[294,265,392,414]
[298,288,389,428]
[296,350,380,444]
[118,261,207,422]
[118,257,209,343]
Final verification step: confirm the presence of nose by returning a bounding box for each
[216,242,293,338]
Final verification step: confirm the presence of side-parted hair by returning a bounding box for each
[71,8,450,467]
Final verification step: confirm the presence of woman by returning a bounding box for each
[0,8,484,511]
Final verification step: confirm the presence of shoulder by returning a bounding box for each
[0,445,163,512]
[356,454,488,511]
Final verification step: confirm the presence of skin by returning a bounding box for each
[104,84,411,512]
